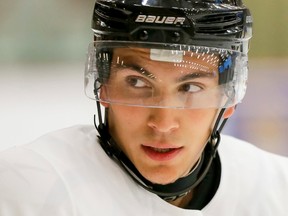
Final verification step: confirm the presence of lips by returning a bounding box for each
[141,145,183,161]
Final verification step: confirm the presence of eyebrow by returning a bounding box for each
[114,63,216,82]
[114,64,157,80]
[177,72,216,82]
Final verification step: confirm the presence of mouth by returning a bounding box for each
[141,145,183,161]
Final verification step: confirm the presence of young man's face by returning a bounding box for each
[100,47,233,185]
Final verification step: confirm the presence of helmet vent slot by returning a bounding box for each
[194,12,243,35]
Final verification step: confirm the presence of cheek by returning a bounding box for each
[108,106,147,139]
[109,106,145,125]
[107,106,149,156]
[184,109,218,133]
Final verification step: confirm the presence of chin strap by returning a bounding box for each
[94,99,228,201]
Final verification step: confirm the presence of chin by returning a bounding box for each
[142,169,181,185]
[150,177,180,185]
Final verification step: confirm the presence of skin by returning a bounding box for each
[100,48,235,207]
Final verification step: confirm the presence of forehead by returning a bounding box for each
[112,47,221,72]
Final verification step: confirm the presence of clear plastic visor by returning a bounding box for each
[85,41,248,109]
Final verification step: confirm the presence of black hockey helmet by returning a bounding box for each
[85,0,252,109]
[91,0,252,48]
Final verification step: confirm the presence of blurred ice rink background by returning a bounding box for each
[1,0,288,156]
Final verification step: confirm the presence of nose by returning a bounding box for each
[147,108,180,134]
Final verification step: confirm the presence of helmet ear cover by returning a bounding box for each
[95,49,112,85]
[219,55,235,85]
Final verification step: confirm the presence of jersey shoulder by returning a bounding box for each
[220,134,288,169]
[0,142,75,215]
[0,125,103,216]
[205,135,288,216]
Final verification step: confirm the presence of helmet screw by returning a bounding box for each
[172,32,181,42]
[139,30,149,40]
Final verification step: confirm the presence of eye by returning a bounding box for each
[126,76,150,88]
[179,83,202,93]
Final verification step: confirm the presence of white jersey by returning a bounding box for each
[0,125,287,216]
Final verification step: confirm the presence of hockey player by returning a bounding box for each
[0,0,288,215]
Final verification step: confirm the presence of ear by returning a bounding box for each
[223,106,236,119]
[99,87,109,108]
[100,101,109,108]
